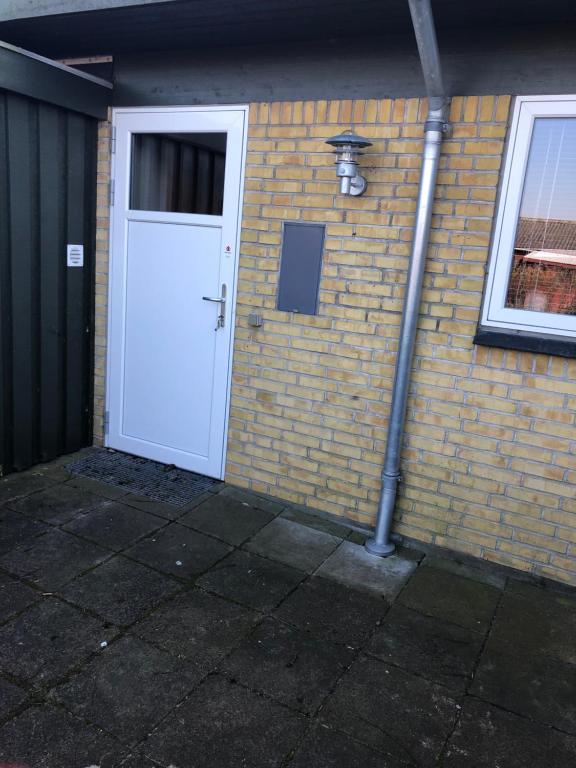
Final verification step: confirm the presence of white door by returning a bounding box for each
[106,107,247,478]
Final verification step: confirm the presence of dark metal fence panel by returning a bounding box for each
[0,90,97,474]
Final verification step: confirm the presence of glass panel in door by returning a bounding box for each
[130,132,227,215]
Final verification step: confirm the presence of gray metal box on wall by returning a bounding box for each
[277,222,325,315]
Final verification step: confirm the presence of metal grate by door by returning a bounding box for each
[67,449,219,506]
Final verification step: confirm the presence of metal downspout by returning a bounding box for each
[365,0,450,557]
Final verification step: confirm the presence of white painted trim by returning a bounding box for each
[112,105,250,115]
[481,95,576,338]
[105,104,249,479]
[220,105,249,480]
[125,210,223,227]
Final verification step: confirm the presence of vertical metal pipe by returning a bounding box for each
[407,0,445,100]
[365,0,449,557]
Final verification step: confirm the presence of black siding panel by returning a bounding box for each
[38,103,66,460]
[7,94,39,470]
[0,89,97,475]
[0,93,12,472]
[65,112,86,450]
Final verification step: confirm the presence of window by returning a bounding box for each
[130,132,227,215]
[481,96,576,341]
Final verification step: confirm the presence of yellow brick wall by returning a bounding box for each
[92,96,576,586]
[93,115,111,445]
[228,96,576,586]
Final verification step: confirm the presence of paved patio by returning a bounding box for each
[0,450,575,767]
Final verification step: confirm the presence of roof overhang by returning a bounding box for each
[0,0,574,62]
[0,40,112,118]
[0,0,182,23]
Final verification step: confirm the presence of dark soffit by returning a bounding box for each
[0,0,575,59]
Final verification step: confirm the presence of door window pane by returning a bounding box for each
[130,132,227,215]
[506,118,576,315]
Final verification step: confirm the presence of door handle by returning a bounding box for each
[202,284,227,330]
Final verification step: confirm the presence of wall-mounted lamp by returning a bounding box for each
[325,131,372,196]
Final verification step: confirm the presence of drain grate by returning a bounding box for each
[66,449,219,506]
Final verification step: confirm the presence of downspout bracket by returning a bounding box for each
[423,119,450,133]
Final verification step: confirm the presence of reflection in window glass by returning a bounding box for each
[130,132,227,215]
[507,118,576,315]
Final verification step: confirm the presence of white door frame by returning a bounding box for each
[105,104,249,479]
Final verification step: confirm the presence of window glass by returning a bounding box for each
[130,132,227,215]
[506,118,576,315]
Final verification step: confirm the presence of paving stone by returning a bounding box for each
[0,572,39,623]
[506,577,576,603]
[395,544,426,563]
[221,616,354,713]
[178,489,218,511]
[275,576,387,647]
[143,675,305,767]
[54,446,100,466]
[30,462,73,483]
[63,501,165,551]
[245,517,341,573]
[490,586,576,664]
[0,507,50,556]
[196,550,304,611]
[218,484,285,515]
[316,541,417,599]
[280,506,352,538]
[131,588,259,669]
[7,483,108,525]
[1,452,573,766]
[471,643,576,734]
[53,635,201,745]
[61,556,181,625]
[0,678,27,719]
[320,655,459,767]
[398,566,501,632]
[0,597,116,687]
[422,554,508,590]
[0,705,125,767]
[0,529,110,589]
[121,493,191,520]
[118,753,163,768]
[179,494,275,545]
[443,699,576,768]
[65,473,130,500]
[125,522,231,579]
[366,603,483,692]
[288,723,413,768]
[346,529,367,545]
[0,471,57,504]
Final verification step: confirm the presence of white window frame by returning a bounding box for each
[482,95,576,338]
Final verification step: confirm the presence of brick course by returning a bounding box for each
[94,96,576,586]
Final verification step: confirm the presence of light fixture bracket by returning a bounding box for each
[349,173,367,196]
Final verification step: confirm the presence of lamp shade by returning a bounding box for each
[325,131,373,149]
